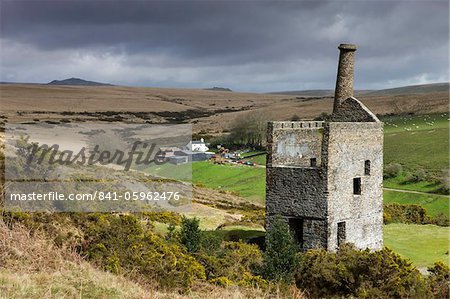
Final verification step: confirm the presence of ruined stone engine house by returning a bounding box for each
[266,44,383,251]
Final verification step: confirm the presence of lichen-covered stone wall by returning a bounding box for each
[267,121,324,167]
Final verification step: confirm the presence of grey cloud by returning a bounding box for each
[0,0,448,91]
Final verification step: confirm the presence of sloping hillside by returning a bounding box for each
[1,83,448,134]
[366,82,449,96]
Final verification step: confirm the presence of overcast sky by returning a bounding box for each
[1,1,448,92]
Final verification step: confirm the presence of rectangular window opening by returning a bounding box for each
[310,158,317,167]
[353,177,361,195]
[337,221,346,247]
[288,218,304,249]
[364,160,371,175]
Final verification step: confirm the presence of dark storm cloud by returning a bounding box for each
[0,0,448,91]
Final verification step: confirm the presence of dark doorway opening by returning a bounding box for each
[288,218,304,249]
[310,158,317,167]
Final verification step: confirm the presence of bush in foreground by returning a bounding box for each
[196,241,265,287]
[296,244,432,298]
[74,214,205,291]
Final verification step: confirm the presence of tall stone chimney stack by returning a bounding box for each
[333,43,357,112]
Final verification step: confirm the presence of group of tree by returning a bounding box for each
[227,110,270,148]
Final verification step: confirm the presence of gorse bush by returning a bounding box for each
[383,203,431,225]
[384,203,449,226]
[199,230,223,255]
[196,240,265,287]
[2,210,447,297]
[73,213,205,291]
[1,211,206,291]
[296,244,432,299]
[262,215,299,283]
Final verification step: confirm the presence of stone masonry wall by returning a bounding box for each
[266,166,328,250]
[323,121,383,251]
[334,44,357,111]
[267,121,324,167]
[331,97,379,122]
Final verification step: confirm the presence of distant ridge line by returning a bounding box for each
[268,82,449,97]
[47,77,113,86]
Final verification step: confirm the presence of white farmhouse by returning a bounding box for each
[186,138,209,152]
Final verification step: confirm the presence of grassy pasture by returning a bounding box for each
[382,113,449,174]
[192,161,266,203]
[240,151,267,165]
[384,223,450,268]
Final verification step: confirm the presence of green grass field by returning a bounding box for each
[240,151,266,165]
[192,161,266,202]
[382,113,449,174]
[145,162,192,180]
[382,113,449,133]
[384,223,450,268]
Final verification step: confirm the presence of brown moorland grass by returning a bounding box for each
[1,84,448,133]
